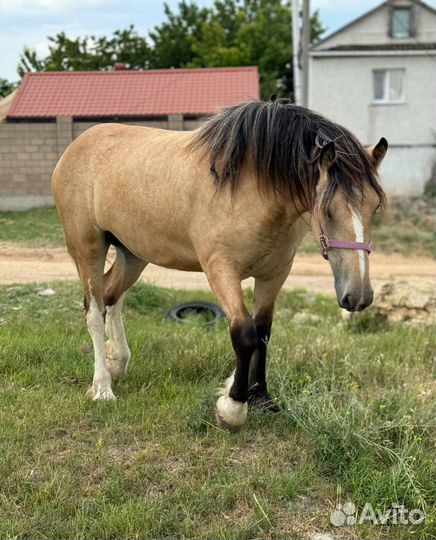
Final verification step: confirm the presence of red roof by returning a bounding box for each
[7,67,259,119]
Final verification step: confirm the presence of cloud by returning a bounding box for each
[0,0,110,15]
[34,40,51,58]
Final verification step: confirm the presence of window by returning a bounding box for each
[391,8,411,38]
[373,69,405,103]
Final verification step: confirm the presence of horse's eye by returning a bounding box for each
[327,209,332,220]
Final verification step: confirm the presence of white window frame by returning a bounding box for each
[372,69,406,105]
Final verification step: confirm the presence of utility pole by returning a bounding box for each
[301,0,310,108]
[292,0,302,106]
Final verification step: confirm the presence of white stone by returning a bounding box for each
[38,288,55,297]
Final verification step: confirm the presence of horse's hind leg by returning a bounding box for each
[103,244,147,380]
[104,293,129,380]
[68,233,115,401]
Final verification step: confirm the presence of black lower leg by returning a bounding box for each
[229,320,257,403]
[248,322,271,391]
[248,322,279,410]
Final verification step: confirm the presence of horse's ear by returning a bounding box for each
[319,141,336,170]
[368,137,388,167]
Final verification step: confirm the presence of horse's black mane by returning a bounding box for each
[190,99,386,211]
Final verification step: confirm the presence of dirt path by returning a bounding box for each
[0,242,434,295]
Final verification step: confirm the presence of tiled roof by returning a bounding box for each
[7,67,260,119]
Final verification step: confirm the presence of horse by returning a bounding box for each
[52,99,388,431]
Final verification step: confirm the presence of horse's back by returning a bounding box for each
[52,122,197,218]
[52,123,192,190]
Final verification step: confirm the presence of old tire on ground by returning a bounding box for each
[166,301,225,328]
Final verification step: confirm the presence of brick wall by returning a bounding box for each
[0,116,204,211]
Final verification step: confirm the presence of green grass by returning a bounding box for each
[0,203,434,256]
[0,281,434,539]
[0,208,65,247]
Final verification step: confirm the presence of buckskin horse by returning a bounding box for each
[52,99,388,430]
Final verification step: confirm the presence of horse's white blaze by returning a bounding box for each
[349,206,366,286]
[86,293,115,400]
[216,395,248,428]
[105,293,130,378]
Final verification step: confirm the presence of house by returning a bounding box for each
[309,0,436,196]
[0,66,259,211]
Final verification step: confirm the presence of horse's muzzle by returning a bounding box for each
[339,290,374,312]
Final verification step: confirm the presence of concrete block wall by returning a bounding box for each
[0,122,58,210]
[0,116,205,211]
[56,116,73,156]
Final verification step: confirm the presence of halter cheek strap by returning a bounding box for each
[319,225,374,260]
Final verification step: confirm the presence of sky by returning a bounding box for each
[1,0,435,82]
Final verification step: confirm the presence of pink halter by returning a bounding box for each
[319,225,374,260]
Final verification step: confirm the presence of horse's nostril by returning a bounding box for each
[341,293,354,311]
[341,290,373,312]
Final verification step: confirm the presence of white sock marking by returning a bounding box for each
[217,370,235,397]
[87,293,115,400]
[216,395,248,428]
[215,370,247,428]
[105,293,130,378]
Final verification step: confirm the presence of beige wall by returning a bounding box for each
[0,116,204,211]
[309,53,436,195]
[309,54,436,146]
[310,0,436,196]
[316,1,436,50]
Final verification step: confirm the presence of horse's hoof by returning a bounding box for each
[86,385,116,401]
[248,390,280,412]
[215,395,247,432]
[215,409,243,432]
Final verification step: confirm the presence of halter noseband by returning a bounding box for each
[319,224,374,260]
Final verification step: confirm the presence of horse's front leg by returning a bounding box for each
[205,266,256,431]
[247,270,292,410]
[247,318,274,408]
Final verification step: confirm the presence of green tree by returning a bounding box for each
[191,0,299,97]
[0,78,16,98]
[152,0,324,97]
[18,26,151,77]
[17,1,324,100]
[148,2,210,68]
